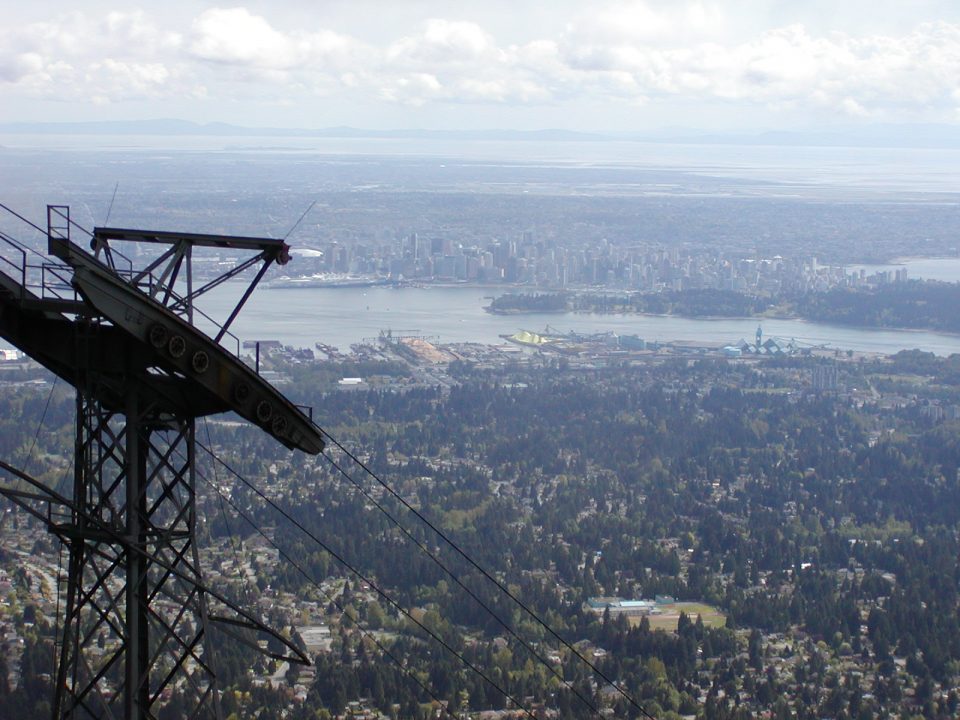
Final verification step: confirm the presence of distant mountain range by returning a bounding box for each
[2,119,960,148]
[632,124,960,149]
[0,119,603,142]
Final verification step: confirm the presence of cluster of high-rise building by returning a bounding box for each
[293,232,908,293]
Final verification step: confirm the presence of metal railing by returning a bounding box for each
[3,204,245,359]
[0,231,27,293]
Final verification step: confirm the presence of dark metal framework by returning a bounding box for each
[53,396,216,719]
[0,205,323,719]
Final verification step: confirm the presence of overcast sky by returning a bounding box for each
[3,1,960,132]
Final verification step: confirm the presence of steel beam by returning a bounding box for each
[0,204,319,720]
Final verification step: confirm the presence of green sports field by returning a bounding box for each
[629,602,726,632]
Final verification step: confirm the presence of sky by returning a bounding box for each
[3,1,960,132]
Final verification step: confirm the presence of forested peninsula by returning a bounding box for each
[487,281,960,333]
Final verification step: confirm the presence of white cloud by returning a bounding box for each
[556,14,960,116]
[186,7,376,100]
[2,3,960,124]
[190,7,298,68]
[0,10,197,102]
[377,20,557,105]
[387,19,495,65]
[0,51,43,83]
[87,60,176,102]
[571,1,728,46]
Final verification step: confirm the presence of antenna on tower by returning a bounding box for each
[0,204,322,719]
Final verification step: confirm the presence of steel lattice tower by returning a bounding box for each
[0,205,322,719]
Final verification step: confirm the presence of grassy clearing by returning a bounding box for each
[629,602,726,632]
[867,373,929,385]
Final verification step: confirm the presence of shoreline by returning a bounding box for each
[264,255,960,296]
[195,283,960,355]
[484,305,960,339]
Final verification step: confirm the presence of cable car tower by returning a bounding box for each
[0,205,322,719]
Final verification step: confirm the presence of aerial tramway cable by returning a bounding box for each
[200,421,658,719]
[204,419,258,605]
[317,427,659,720]
[21,376,58,475]
[283,200,317,241]
[192,464,463,720]
[196,441,542,720]
[0,204,654,718]
[104,182,119,226]
[319,446,606,718]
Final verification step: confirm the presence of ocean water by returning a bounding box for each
[196,283,960,356]
[3,134,960,197]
